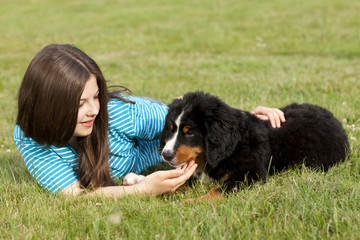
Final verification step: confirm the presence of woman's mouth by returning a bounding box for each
[81,119,94,127]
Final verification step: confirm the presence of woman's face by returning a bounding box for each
[73,74,100,137]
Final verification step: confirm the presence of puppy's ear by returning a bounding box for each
[204,115,241,168]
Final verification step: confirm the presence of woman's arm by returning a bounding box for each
[62,161,198,197]
[176,97,285,128]
[14,125,79,193]
[61,180,142,197]
[107,97,169,178]
[250,106,286,128]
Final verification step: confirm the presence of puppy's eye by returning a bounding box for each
[182,126,195,137]
[185,131,194,137]
[184,131,194,137]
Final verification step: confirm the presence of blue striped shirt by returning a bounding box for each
[14,96,168,193]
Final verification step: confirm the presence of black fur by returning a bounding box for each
[160,91,350,191]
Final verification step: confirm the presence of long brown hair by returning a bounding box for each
[17,44,131,190]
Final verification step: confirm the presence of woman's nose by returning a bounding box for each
[87,99,99,116]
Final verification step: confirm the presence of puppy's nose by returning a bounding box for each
[162,150,174,161]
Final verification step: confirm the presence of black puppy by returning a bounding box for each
[160,91,349,200]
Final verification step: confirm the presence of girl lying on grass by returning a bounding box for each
[14,44,285,197]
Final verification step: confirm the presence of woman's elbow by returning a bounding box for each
[61,181,83,197]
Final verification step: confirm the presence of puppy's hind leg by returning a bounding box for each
[183,187,225,203]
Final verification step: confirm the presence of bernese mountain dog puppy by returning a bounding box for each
[159,91,350,202]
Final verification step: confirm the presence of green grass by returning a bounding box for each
[1,0,360,239]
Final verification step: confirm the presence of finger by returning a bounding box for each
[184,160,195,172]
[157,169,185,180]
[267,112,276,128]
[256,115,269,121]
[177,163,198,181]
[171,163,198,190]
[271,110,281,128]
[181,162,190,171]
[275,109,286,123]
[271,109,285,127]
[175,162,194,177]
[167,163,198,186]
[177,160,195,172]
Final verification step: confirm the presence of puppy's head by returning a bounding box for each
[160,91,243,169]
[159,94,205,168]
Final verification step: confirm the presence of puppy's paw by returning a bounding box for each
[123,173,145,186]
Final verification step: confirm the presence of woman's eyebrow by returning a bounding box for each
[80,90,100,101]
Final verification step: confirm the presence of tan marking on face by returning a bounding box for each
[170,122,174,131]
[194,152,206,170]
[175,145,204,165]
[182,126,190,134]
[162,129,168,143]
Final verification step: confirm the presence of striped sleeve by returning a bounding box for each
[107,97,167,179]
[13,125,78,193]
[129,96,168,141]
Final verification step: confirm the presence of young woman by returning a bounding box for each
[14,44,285,197]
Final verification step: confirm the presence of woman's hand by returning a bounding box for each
[137,161,198,196]
[250,106,286,128]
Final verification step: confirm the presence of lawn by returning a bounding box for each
[0,0,359,239]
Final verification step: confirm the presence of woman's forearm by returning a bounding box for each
[88,184,144,197]
[61,180,145,197]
